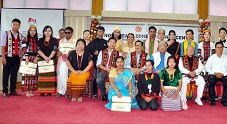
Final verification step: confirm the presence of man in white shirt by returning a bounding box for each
[179,46,205,108]
[96,37,121,101]
[206,41,227,107]
[150,42,171,74]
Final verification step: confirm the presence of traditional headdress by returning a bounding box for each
[203,29,211,34]
[114,25,121,32]
[28,18,37,29]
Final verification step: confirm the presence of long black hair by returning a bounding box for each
[115,56,124,62]
[42,25,53,39]
[27,27,38,47]
[167,30,177,42]
[166,56,177,69]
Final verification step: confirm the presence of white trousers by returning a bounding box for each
[181,75,205,102]
[57,61,68,95]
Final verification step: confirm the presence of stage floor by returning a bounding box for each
[0,92,227,124]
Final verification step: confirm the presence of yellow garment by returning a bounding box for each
[109,68,118,78]
[122,45,135,54]
[67,71,90,98]
[183,39,196,56]
[115,39,124,53]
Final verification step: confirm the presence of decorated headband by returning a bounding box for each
[203,29,211,34]
[28,18,37,29]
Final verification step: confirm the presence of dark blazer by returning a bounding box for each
[136,73,160,99]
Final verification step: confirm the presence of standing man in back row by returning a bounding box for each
[90,26,108,96]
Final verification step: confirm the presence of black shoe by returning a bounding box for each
[40,93,45,96]
[65,94,71,99]
[47,93,51,96]
[211,100,216,106]
[222,101,227,107]
[9,92,21,96]
[3,93,9,98]
[102,94,107,102]
[56,93,62,98]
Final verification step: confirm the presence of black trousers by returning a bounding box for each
[208,75,227,101]
[137,97,158,111]
[2,56,20,93]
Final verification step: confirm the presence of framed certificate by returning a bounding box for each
[20,61,37,68]
[111,96,131,112]
[19,66,36,75]
[38,65,55,73]
[38,60,54,66]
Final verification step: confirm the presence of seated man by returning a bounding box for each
[206,41,227,107]
[129,40,149,78]
[179,46,205,108]
[150,42,171,74]
[96,37,121,102]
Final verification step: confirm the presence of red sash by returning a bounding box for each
[101,49,119,72]
[130,51,147,68]
[182,55,199,71]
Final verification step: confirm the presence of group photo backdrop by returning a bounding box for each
[101,23,199,44]
[0,8,64,55]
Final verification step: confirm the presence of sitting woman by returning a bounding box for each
[66,38,93,102]
[105,56,139,109]
[136,60,161,111]
[160,56,183,111]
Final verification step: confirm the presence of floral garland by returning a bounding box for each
[144,71,154,85]
[90,18,99,41]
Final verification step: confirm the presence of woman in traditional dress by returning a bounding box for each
[21,20,38,97]
[160,56,183,111]
[136,60,160,110]
[122,33,135,68]
[105,56,139,109]
[66,38,93,102]
[111,26,124,53]
[37,25,59,96]
[166,30,181,60]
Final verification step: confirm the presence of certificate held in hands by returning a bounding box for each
[19,61,37,75]
[38,60,54,73]
[111,96,131,112]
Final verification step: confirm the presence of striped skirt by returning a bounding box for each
[66,71,90,99]
[161,86,182,111]
[37,59,57,94]
[22,56,38,91]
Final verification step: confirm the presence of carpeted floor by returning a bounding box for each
[0,92,226,124]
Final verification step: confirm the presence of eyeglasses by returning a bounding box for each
[65,32,71,34]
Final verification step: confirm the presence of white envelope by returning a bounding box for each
[38,65,55,73]
[111,96,131,112]
[38,60,54,66]
[19,66,36,75]
[20,61,37,68]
